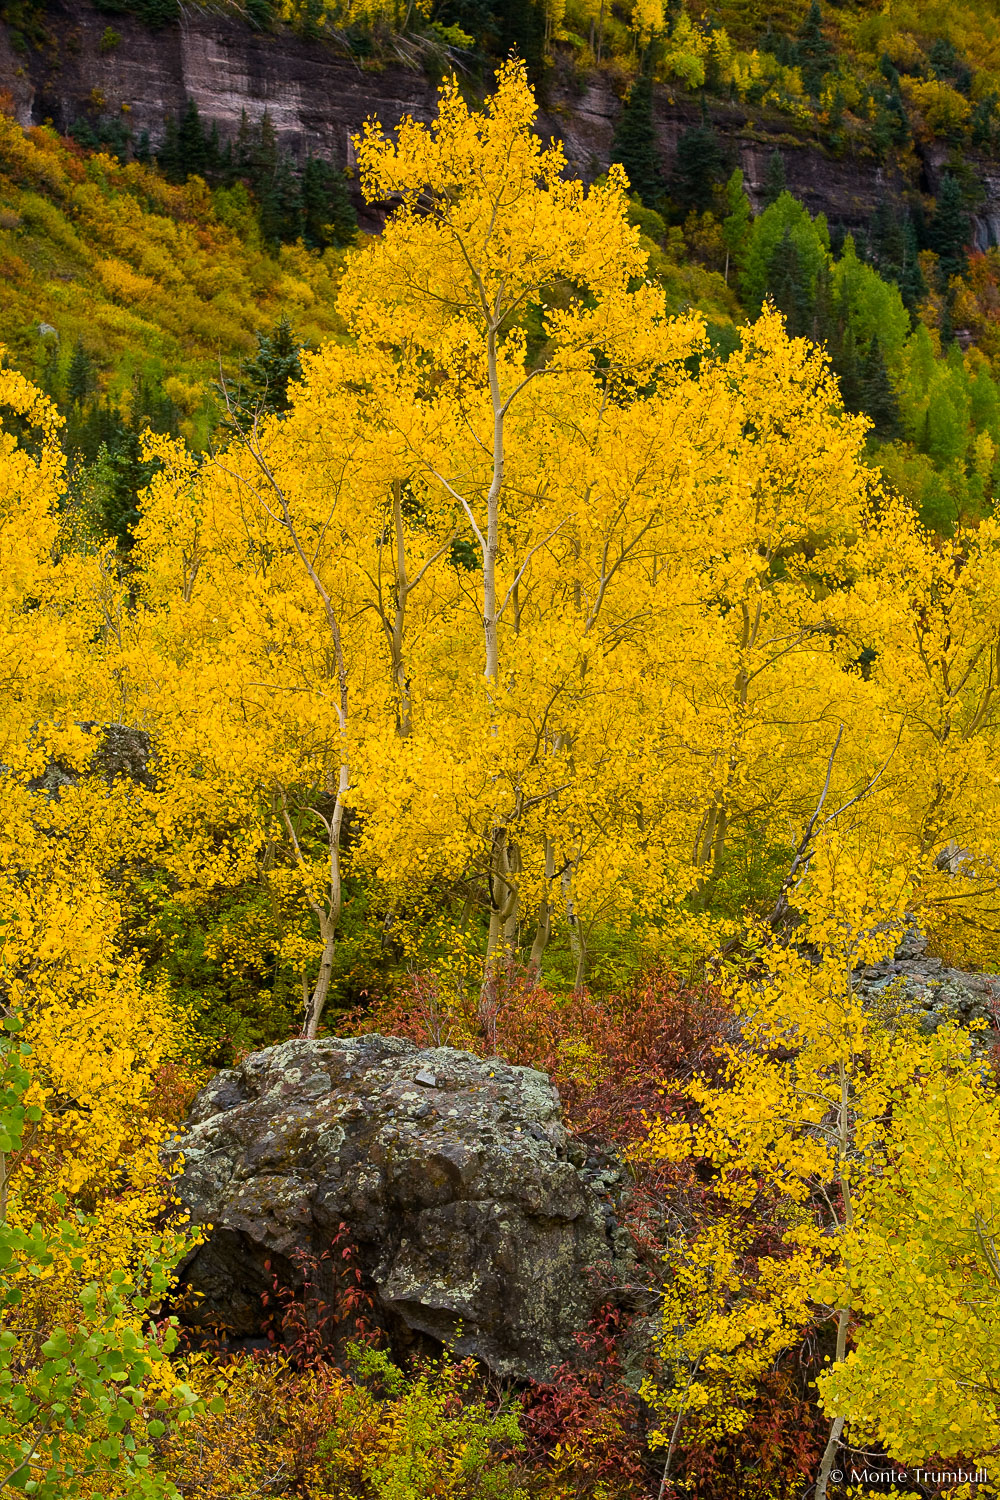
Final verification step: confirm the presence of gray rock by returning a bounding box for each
[168,1035,633,1381]
[25,721,155,798]
[857,923,1000,1048]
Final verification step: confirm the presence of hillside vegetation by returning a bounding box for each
[5,51,1000,1500]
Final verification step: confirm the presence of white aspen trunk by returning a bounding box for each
[391,479,412,738]
[231,433,351,1044]
[485,830,518,963]
[483,326,503,684]
[528,835,555,975]
[503,838,520,950]
[303,761,348,1039]
[562,860,587,985]
[816,1055,854,1498]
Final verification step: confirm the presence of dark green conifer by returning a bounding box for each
[66,342,93,407]
[928,172,970,285]
[670,118,725,216]
[158,114,181,182]
[761,149,786,208]
[765,227,815,337]
[497,0,546,86]
[246,0,276,25]
[833,319,862,413]
[96,429,150,550]
[176,99,209,178]
[301,158,357,249]
[797,0,834,97]
[228,318,306,423]
[610,68,662,206]
[859,337,901,441]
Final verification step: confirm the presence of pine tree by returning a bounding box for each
[761,150,786,208]
[157,114,181,182]
[869,199,906,276]
[765,226,813,336]
[497,0,546,87]
[66,342,92,408]
[301,157,358,249]
[928,173,970,285]
[246,0,276,25]
[228,317,306,422]
[246,111,280,198]
[810,259,836,348]
[610,68,662,207]
[176,99,209,179]
[797,0,834,97]
[258,156,304,244]
[94,430,153,550]
[859,336,901,441]
[670,119,725,216]
[833,318,862,413]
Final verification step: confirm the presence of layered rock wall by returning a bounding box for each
[3,0,983,235]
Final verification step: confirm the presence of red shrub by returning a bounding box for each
[519,1305,656,1499]
[354,963,733,1150]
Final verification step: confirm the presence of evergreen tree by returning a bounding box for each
[228,318,306,422]
[301,157,358,249]
[610,68,662,207]
[797,0,834,97]
[928,173,970,285]
[869,199,906,275]
[761,149,786,208]
[833,318,862,413]
[870,201,925,314]
[245,111,280,197]
[94,429,152,550]
[245,0,277,25]
[258,156,304,244]
[928,38,972,96]
[859,336,901,441]
[670,119,726,216]
[66,342,93,407]
[176,99,209,179]
[766,226,813,336]
[497,0,546,87]
[158,114,181,182]
[810,259,836,349]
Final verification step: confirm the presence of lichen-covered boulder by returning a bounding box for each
[168,1035,632,1380]
[856,925,1000,1044]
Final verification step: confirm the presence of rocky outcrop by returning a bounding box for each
[26,720,154,797]
[3,0,985,235]
[856,924,1000,1041]
[168,1034,632,1381]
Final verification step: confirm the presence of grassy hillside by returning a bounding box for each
[4,90,1000,550]
[0,109,347,438]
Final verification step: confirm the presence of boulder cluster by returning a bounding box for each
[169,1034,633,1380]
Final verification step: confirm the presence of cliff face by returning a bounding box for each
[0,0,993,240]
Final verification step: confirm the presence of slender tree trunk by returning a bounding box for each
[305,919,338,1040]
[503,837,520,949]
[817,1056,854,1498]
[391,479,413,737]
[483,327,503,684]
[301,759,348,1040]
[562,861,587,986]
[528,835,555,975]
[485,829,518,963]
